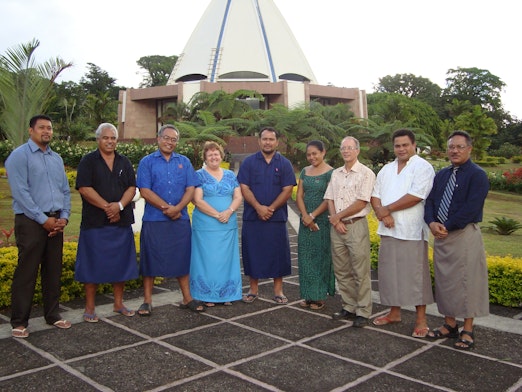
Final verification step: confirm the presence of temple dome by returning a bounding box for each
[167,0,317,84]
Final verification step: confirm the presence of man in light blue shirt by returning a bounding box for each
[136,124,203,316]
[5,114,72,338]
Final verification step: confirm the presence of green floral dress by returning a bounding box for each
[297,168,335,301]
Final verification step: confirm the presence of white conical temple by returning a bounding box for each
[168,0,317,84]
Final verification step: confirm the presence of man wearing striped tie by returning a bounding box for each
[424,130,489,350]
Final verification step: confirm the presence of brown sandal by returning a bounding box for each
[310,301,325,310]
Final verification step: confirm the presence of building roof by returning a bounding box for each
[167,0,317,84]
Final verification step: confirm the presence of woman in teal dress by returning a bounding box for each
[190,142,243,306]
[296,140,335,310]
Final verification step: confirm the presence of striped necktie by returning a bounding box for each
[437,167,458,223]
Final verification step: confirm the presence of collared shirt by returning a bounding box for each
[76,149,136,228]
[323,160,375,219]
[425,159,489,231]
[237,151,296,222]
[136,150,200,221]
[372,155,435,240]
[5,139,71,224]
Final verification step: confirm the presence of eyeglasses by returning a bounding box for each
[447,144,468,151]
[161,135,178,143]
[340,146,358,152]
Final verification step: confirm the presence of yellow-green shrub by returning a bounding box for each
[487,255,522,307]
[369,214,522,307]
[1,214,521,308]
[0,236,144,308]
[66,170,77,188]
[368,213,380,269]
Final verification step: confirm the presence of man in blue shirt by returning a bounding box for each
[5,114,72,338]
[237,127,296,304]
[425,130,489,350]
[136,124,204,315]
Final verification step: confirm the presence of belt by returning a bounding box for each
[44,211,61,217]
[342,216,363,224]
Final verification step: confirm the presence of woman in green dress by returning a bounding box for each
[296,140,335,310]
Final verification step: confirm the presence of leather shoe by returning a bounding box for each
[352,316,368,328]
[332,309,356,320]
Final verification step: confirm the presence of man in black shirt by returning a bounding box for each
[74,123,139,322]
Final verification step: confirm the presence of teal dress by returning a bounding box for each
[190,168,242,303]
[297,168,335,301]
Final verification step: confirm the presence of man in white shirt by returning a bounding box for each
[371,129,435,337]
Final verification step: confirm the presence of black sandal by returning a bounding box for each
[180,300,206,312]
[427,323,459,339]
[454,330,475,350]
[138,302,152,316]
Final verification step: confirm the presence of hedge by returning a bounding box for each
[0,215,520,308]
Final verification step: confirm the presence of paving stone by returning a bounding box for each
[231,346,372,391]
[306,327,426,368]
[71,342,211,392]
[164,323,285,365]
[27,320,145,360]
[162,371,272,391]
[0,367,99,392]
[391,346,522,391]
[0,338,51,377]
[352,373,443,391]
[237,306,346,341]
[109,304,218,338]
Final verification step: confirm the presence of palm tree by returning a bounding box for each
[187,89,263,121]
[0,39,72,146]
[174,115,237,168]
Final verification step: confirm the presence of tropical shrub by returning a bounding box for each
[488,217,522,235]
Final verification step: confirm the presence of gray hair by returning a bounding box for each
[340,136,360,149]
[95,123,118,139]
[158,124,179,138]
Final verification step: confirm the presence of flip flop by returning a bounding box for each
[180,300,206,312]
[83,312,99,323]
[372,315,401,326]
[242,293,258,303]
[138,303,152,316]
[12,327,29,338]
[299,300,312,308]
[412,326,430,338]
[114,307,135,317]
[273,295,288,305]
[53,319,72,329]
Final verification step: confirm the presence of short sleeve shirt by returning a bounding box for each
[323,160,375,219]
[76,149,136,228]
[237,151,297,222]
[136,150,200,221]
[372,155,435,240]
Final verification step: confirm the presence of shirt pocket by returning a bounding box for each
[253,169,264,185]
[272,168,282,186]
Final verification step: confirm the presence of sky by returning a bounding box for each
[0,0,520,119]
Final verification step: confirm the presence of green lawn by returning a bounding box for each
[481,191,522,257]
[1,176,521,257]
[0,177,82,244]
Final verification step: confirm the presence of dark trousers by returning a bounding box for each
[10,214,64,328]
